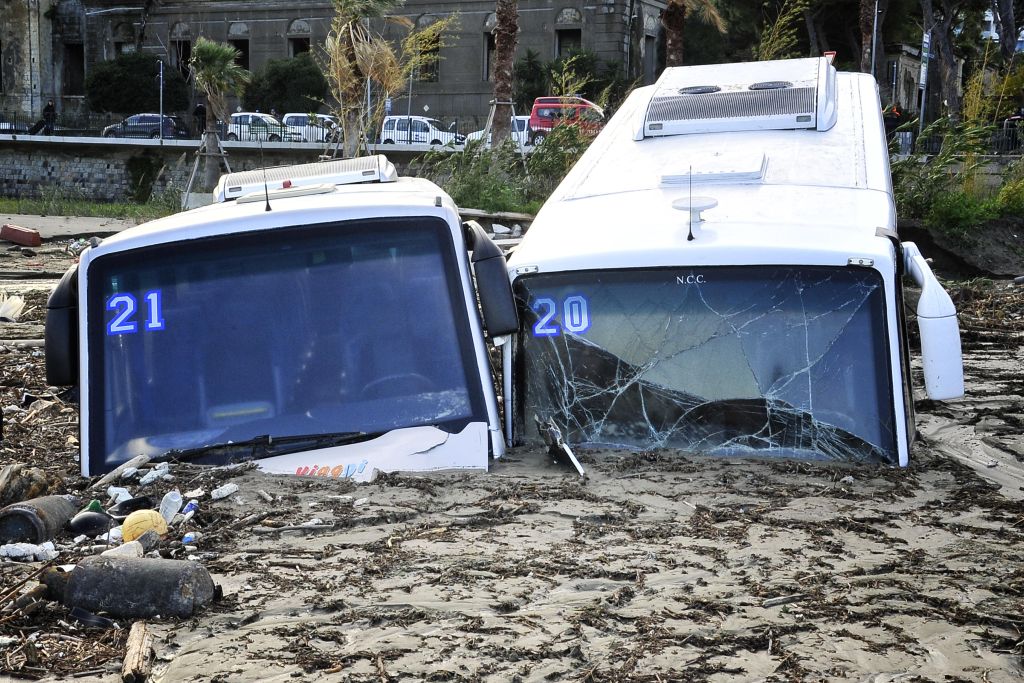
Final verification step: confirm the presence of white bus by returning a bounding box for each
[46,156,517,479]
[503,57,963,466]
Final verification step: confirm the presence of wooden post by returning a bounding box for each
[121,621,154,683]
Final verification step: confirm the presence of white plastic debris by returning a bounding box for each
[139,461,170,486]
[492,222,511,234]
[183,488,205,499]
[839,475,855,485]
[0,541,58,562]
[119,467,139,480]
[353,497,370,507]
[106,486,133,504]
[211,483,239,500]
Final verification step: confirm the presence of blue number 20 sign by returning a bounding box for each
[532,295,591,337]
[106,290,165,336]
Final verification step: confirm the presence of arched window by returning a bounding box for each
[415,15,441,82]
[288,19,311,56]
[555,8,583,59]
[228,22,250,70]
[170,22,191,75]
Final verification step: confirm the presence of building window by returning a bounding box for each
[288,19,312,57]
[484,32,496,82]
[556,29,582,59]
[228,23,250,70]
[113,22,135,55]
[0,41,4,93]
[64,43,85,96]
[415,15,441,83]
[230,40,250,70]
[170,22,192,76]
[172,41,192,75]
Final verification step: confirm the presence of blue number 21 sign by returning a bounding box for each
[106,291,165,336]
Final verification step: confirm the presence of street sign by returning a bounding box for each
[919,31,931,90]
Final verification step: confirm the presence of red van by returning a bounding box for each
[527,96,605,145]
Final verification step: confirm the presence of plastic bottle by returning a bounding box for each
[210,483,239,500]
[159,489,182,524]
[182,531,202,544]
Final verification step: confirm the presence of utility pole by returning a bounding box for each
[158,59,164,144]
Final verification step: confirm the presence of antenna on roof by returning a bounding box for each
[687,166,694,241]
[257,135,272,212]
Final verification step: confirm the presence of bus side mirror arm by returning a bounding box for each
[902,241,964,400]
[464,220,519,336]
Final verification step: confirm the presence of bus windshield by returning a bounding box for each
[87,217,487,473]
[514,266,896,463]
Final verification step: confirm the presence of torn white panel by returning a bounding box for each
[254,422,490,482]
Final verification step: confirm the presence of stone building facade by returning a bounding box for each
[2,0,667,126]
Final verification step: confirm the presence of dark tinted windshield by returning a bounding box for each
[88,218,486,473]
[514,266,895,463]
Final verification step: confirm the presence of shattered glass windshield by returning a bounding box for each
[87,218,486,472]
[514,266,896,463]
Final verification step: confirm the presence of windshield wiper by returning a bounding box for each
[154,431,382,466]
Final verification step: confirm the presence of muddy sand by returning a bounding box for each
[0,238,1022,682]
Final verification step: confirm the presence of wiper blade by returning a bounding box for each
[155,431,380,465]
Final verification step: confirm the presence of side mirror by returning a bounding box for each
[902,242,964,400]
[463,220,518,336]
[45,264,80,386]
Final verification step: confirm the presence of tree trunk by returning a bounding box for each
[661,1,686,68]
[859,0,889,78]
[993,0,1017,63]
[492,0,518,144]
[202,128,223,191]
[804,8,820,56]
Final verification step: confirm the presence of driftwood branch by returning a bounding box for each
[121,621,154,682]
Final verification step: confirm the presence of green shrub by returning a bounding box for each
[926,190,997,239]
[85,52,189,115]
[995,176,1024,216]
[243,52,327,116]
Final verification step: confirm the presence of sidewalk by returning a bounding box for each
[1,213,137,241]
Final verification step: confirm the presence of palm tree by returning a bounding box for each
[661,0,726,68]
[189,37,251,191]
[491,0,518,144]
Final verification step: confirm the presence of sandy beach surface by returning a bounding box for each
[0,227,1022,682]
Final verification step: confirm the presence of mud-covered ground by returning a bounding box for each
[0,240,1022,681]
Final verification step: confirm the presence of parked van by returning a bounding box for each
[46,156,518,478]
[527,96,604,145]
[379,116,465,146]
[227,112,303,142]
[504,57,963,467]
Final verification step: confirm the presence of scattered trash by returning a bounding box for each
[105,487,133,506]
[93,455,151,491]
[100,540,144,558]
[119,467,139,480]
[1014,274,1024,286]
[0,293,25,322]
[182,488,205,499]
[120,510,168,542]
[68,511,114,537]
[107,495,154,520]
[492,222,511,234]
[159,490,182,525]
[81,500,104,514]
[353,497,370,507]
[66,238,90,256]
[839,475,855,485]
[211,483,239,500]
[0,495,80,544]
[68,606,118,630]
[181,531,202,544]
[257,490,273,503]
[0,223,42,248]
[44,556,218,618]
[138,462,170,487]
[762,593,805,608]
[0,541,58,561]
[0,463,57,508]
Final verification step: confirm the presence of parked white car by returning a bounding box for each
[282,112,340,142]
[466,116,531,148]
[226,112,304,142]
[379,116,465,146]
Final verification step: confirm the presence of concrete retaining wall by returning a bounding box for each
[0,136,424,202]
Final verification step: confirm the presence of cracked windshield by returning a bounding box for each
[89,219,484,472]
[515,266,896,463]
